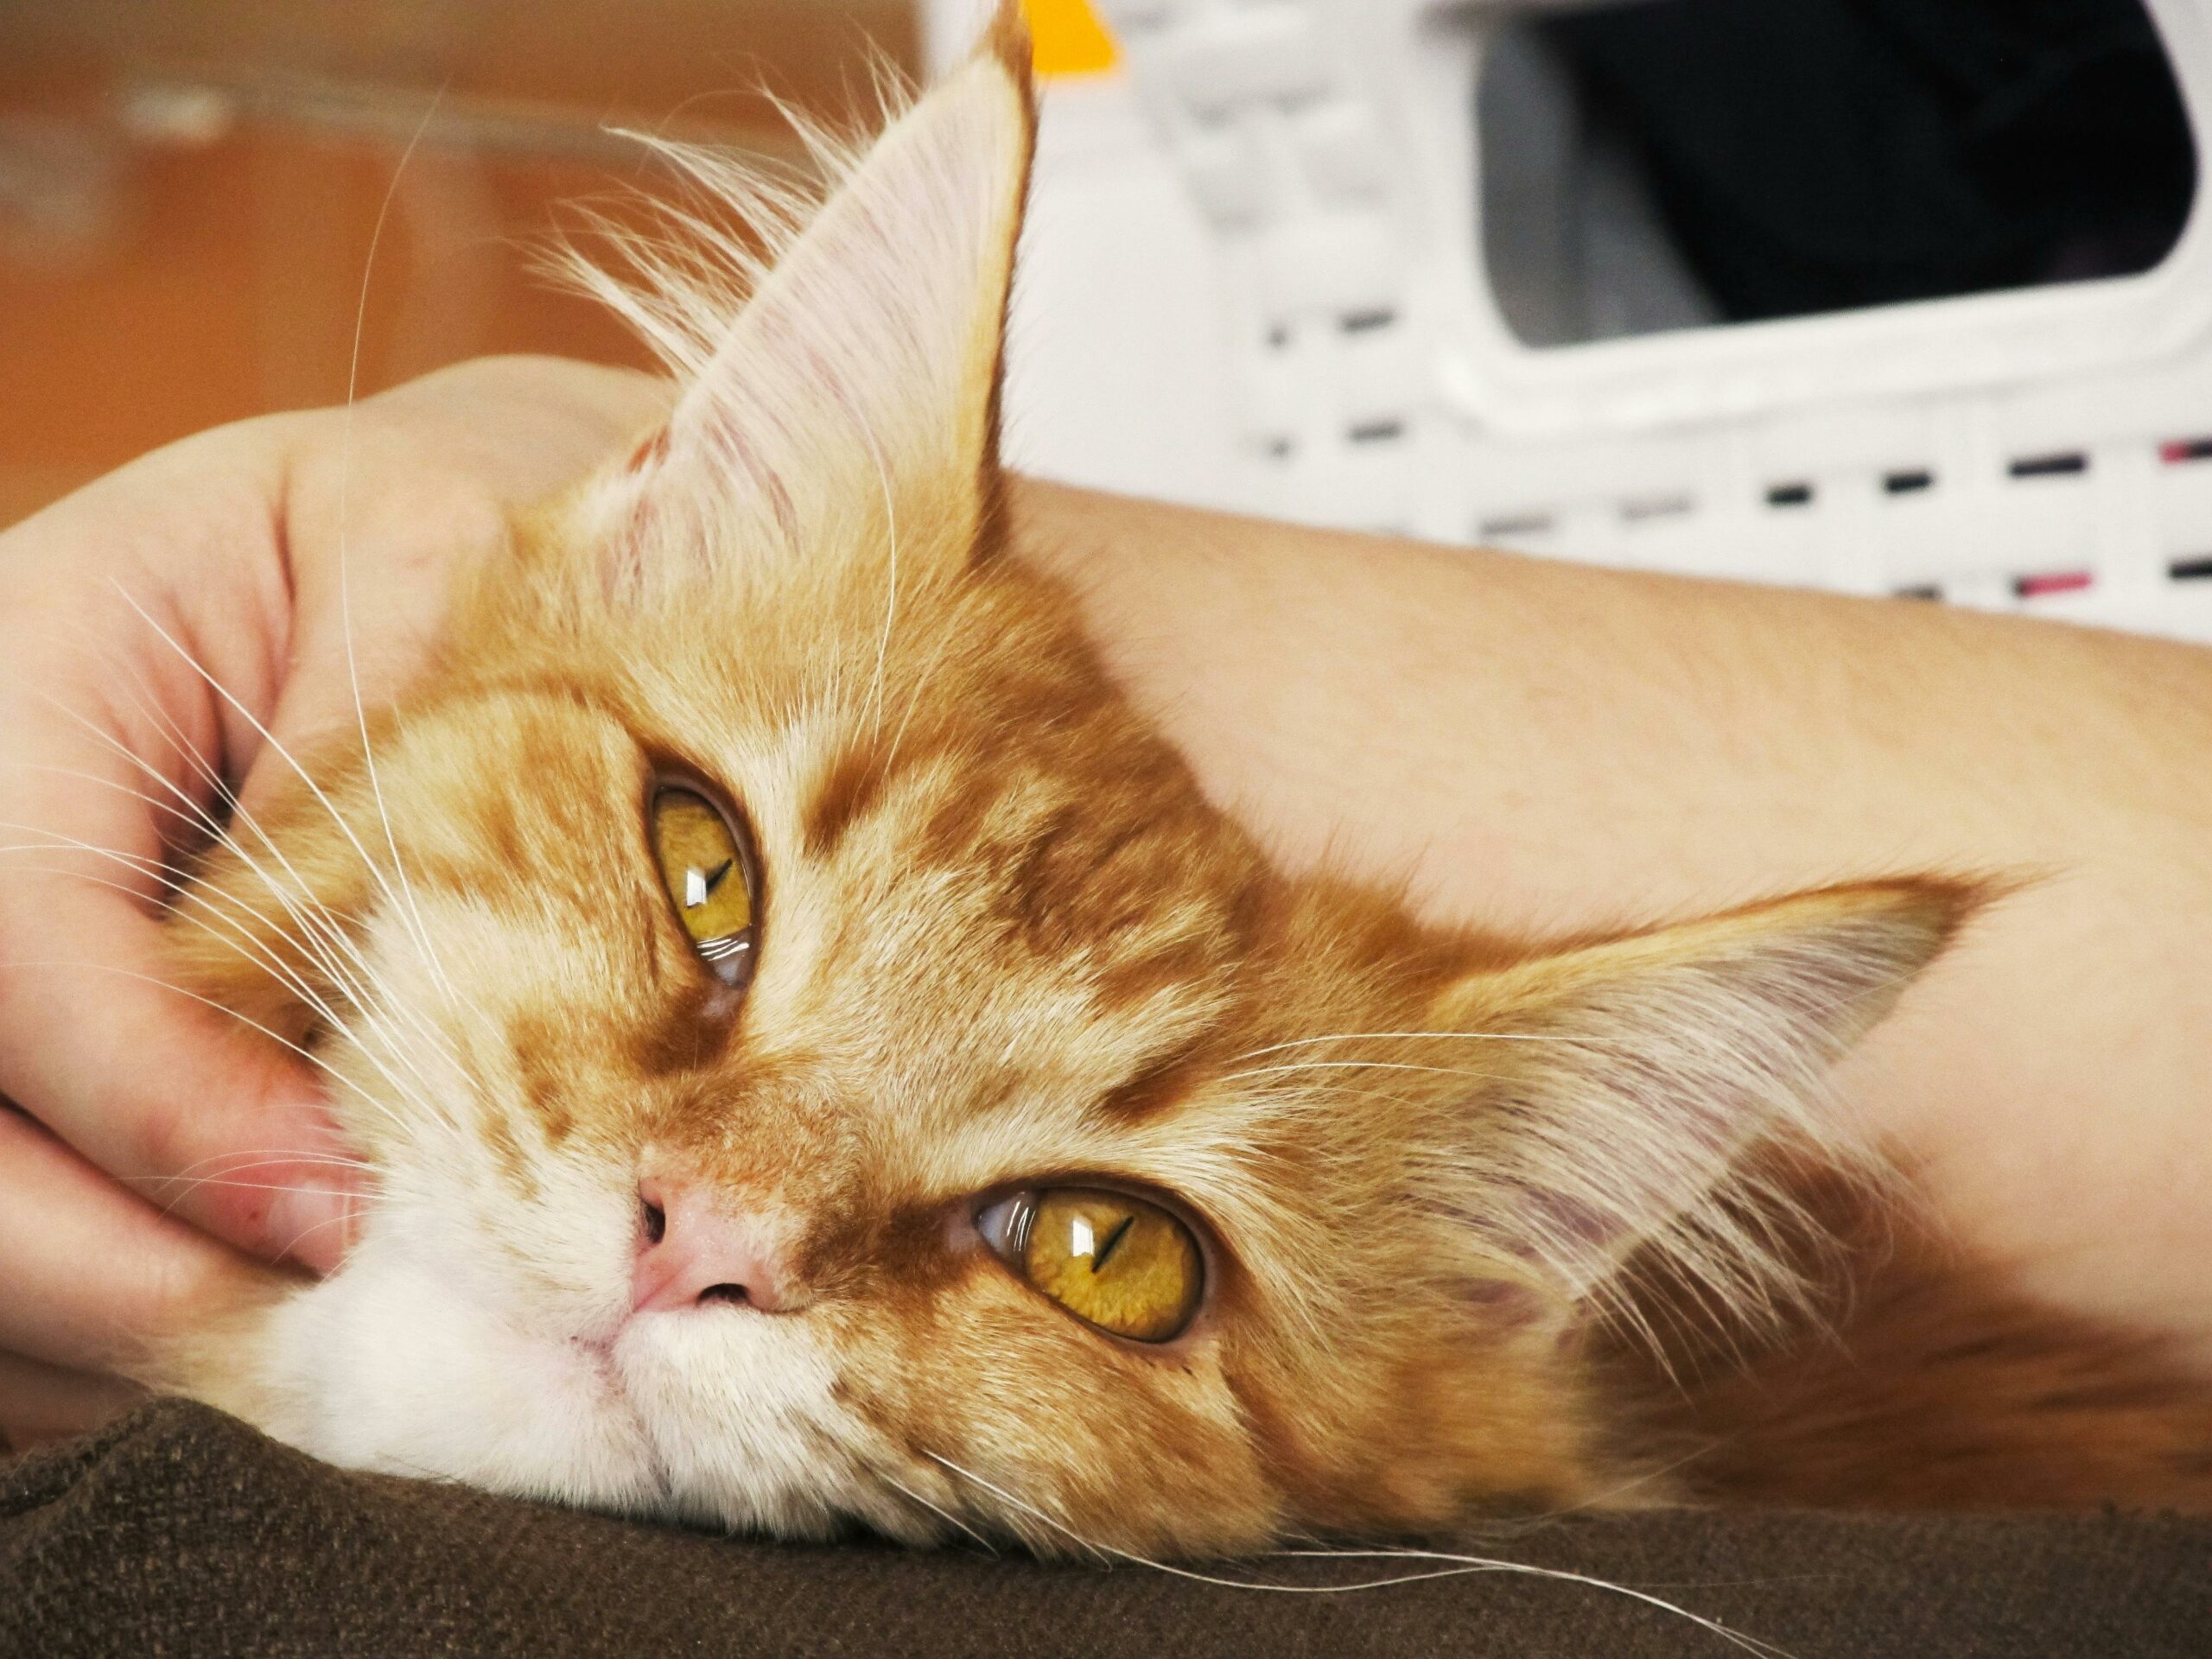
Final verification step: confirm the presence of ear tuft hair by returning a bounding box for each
[553,11,1037,595]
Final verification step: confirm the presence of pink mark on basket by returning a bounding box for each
[2013,569,2094,600]
[2159,437,2212,465]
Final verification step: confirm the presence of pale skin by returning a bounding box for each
[2,354,2208,1446]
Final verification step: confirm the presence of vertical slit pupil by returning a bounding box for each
[1090,1214,1137,1274]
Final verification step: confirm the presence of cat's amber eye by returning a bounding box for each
[649,787,757,987]
[976,1188,1203,1343]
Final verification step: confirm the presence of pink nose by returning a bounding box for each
[631,1177,790,1314]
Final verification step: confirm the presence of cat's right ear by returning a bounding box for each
[574,2,1036,594]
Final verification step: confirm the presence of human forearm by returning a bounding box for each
[1012,478,2212,1357]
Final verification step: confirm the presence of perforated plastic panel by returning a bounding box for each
[934,0,2212,642]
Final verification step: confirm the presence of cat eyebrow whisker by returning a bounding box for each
[1223,1031,1599,1068]
[869,438,900,750]
[334,88,460,1022]
[1216,1059,1520,1086]
[22,670,364,979]
[880,597,955,775]
[0,814,334,1005]
[922,1452,1789,1652]
[878,498,988,773]
[22,952,435,1160]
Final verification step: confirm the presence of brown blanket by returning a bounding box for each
[3,1402,2206,1657]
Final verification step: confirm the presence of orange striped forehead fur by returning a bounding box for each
[159,2,1997,1554]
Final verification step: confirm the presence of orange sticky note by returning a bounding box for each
[1021,0,1121,77]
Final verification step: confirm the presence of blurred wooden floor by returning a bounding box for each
[0,0,917,526]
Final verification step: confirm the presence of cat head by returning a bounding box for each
[166,5,1967,1555]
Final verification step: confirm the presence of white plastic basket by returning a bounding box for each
[931,0,2212,642]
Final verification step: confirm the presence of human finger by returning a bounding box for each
[0,1350,144,1452]
[0,720,359,1270]
[0,549,359,1271]
[0,1103,289,1375]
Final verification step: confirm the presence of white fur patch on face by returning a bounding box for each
[257,1242,666,1510]
[255,1199,892,1534]
[616,1313,866,1536]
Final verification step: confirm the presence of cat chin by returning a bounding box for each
[213,1235,889,1540]
[236,1245,671,1513]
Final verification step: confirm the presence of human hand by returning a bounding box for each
[0,356,667,1448]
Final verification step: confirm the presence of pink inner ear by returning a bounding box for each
[593,46,1030,590]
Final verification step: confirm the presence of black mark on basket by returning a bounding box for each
[1339,308,1398,334]
[2168,555,2212,581]
[1621,494,1694,524]
[1264,435,1296,461]
[1348,419,1405,444]
[1265,323,1292,350]
[1892,583,1942,601]
[1478,512,1555,540]
[1765,482,1815,508]
[2008,452,2088,479]
[1884,469,1935,495]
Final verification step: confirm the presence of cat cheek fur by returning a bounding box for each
[144,0,1981,1557]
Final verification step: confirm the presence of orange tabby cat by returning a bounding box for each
[156,3,2209,1553]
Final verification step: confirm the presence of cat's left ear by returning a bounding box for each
[1414,880,1975,1307]
[605,3,1034,581]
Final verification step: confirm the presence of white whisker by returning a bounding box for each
[337,84,458,1007]
[0,932,454,1151]
[925,1453,1789,1656]
[0,836,462,1141]
[1217,1059,1517,1085]
[874,1468,996,1554]
[101,584,453,1031]
[26,632,492,1121]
